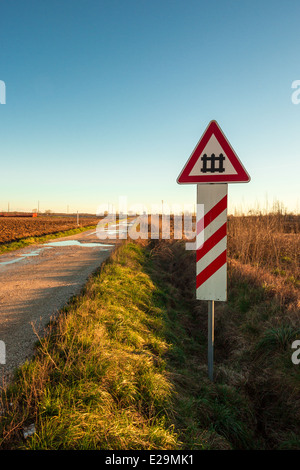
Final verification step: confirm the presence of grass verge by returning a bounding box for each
[0,238,299,450]
[0,241,178,449]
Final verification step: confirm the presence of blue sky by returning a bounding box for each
[0,0,299,214]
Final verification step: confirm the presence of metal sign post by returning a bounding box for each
[208,300,214,381]
[177,120,250,381]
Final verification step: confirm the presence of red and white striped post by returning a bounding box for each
[196,184,227,301]
[196,184,228,380]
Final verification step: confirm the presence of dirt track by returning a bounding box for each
[0,226,124,388]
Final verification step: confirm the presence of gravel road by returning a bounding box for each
[0,225,125,389]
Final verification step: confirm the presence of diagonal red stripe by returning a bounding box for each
[196,250,227,289]
[197,195,227,234]
[196,222,227,262]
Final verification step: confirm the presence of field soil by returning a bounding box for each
[0,216,101,245]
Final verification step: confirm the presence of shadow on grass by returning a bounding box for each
[143,238,300,450]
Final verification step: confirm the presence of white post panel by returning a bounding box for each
[196,184,228,301]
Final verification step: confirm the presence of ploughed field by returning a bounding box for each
[0,216,100,245]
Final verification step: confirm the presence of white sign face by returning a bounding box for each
[189,134,238,178]
[196,184,227,301]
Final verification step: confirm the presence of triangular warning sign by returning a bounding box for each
[177,120,250,184]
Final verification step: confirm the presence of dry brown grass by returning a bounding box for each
[227,212,299,296]
[145,210,299,291]
[228,258,299,310]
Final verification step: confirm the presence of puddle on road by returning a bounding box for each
[0,222,130,267]
[0,258,25,266]
[0,247,52,266]
[87,221,136,237]
[44,240,113,248]
[22,249,50,256]
[0,240,113,267]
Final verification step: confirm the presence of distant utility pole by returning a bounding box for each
[8,202,9,212]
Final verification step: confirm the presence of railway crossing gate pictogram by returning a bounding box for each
[201,153,225,173]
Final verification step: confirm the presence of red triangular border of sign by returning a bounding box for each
[177,120,250,184]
